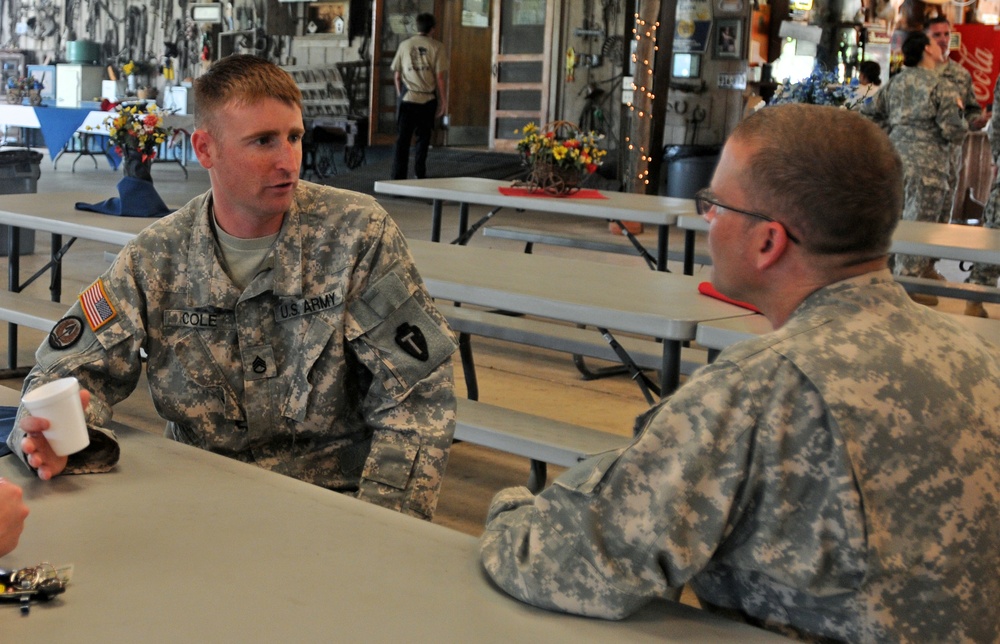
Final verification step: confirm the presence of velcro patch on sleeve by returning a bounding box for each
[79,279,118,331]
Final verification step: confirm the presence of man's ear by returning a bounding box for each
[754,223,793,270]
[190,129,214,169]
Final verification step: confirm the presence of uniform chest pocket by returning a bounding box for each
[168,328,243,422]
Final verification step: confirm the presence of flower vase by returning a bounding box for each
[123,150,154,183]
[127,74,136,94]
[6,89,22,104]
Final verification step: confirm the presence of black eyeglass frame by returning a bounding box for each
[694,188,801,244]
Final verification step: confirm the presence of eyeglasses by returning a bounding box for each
[694,188,800,244]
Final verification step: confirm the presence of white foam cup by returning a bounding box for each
[21,377,90,457]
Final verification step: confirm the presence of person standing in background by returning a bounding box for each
[862,31,968,303]
[390,13,448,181]
[963,73,1000,317]
[921,16,988,285]
[849,60,882,109]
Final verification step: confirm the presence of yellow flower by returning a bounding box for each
[515,121,605,175]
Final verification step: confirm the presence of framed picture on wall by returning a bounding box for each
[307,2,350,35]
[713,19,743,59]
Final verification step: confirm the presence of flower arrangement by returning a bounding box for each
[101,103,173,164]
[515,121,606,195]
[6,76,44,93]
[769,66,854,108]
[516,121,606,174]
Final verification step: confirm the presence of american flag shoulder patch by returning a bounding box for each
[80,279,117,331]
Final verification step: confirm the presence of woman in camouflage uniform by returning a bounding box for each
[862,31,968,293]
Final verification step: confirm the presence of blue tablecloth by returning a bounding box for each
[32,106,94,161]
[11,106,120,168]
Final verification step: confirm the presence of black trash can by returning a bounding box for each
[661,145,720,199]
[0,149,41,256]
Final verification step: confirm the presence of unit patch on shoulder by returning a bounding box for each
[394,323,429,361]
[79,279,118,331]
[49,316,84,350]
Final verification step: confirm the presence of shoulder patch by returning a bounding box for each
[395,323,429,361]
[79,279,118,331]
[49,316,84,350]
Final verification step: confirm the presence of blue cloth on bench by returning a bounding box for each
[0,406,17,457]
[75,176,171,218]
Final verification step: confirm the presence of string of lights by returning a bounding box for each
[625,12,659,188]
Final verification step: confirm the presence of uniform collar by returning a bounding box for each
[186,190,307,306]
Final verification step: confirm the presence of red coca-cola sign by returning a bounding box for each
[952,24,1000,110]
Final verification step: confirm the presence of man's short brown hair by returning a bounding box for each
[194,55,302,131]
[730,104,902,258]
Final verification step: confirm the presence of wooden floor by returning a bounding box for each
[2,153,994,543]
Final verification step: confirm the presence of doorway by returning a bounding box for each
[369,0,494,149]
[440,1,493,146]
[488,0,556,151]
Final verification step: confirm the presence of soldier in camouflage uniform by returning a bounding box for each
[963,73,1000,317]
[9,56,458,521]
[862,31,968,288]
[924,17,988,295]
[480,104,1000,641]
[926,17,987,218]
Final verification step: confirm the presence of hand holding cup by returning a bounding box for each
[20,379,92,480]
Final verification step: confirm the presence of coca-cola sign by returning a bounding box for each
[952,24,1000,110]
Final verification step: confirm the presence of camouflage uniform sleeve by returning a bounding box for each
[7,243,147,474]
[345,215,458,520]
[957,66,983,125]
[963,82,982,124]
[933,81,970,145]
[479,360,756,619]
[860,81,889,130]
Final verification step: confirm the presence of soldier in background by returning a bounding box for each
[964,73,1000,317]
[921,16,989,284]
[480,104,1000,641]
[862,30,967,301]
[10,55,458,521]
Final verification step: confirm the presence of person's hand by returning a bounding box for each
[19,389,90,481]
[436,104,447,119]
[0,478,29,557]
